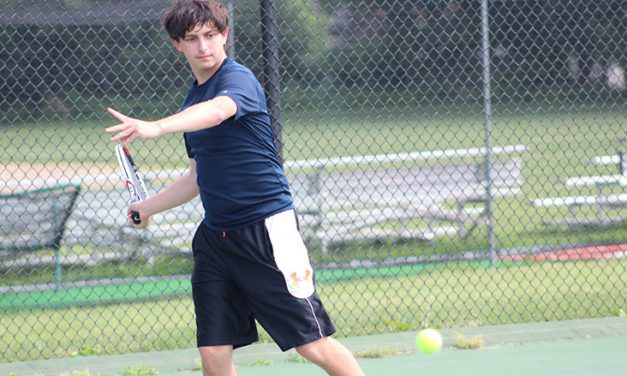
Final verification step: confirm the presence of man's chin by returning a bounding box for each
[193,62,215,71]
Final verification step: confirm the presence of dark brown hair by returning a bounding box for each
[163,0,229,40]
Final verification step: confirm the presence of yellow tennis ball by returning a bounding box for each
[416,328,443,354]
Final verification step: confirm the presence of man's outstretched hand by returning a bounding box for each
[105,108,163,143]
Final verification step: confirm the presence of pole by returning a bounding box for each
[480,0,496,266]
[259,0,283,162]
[225,0,235,58]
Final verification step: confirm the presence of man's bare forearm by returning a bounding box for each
[142,169,199,217]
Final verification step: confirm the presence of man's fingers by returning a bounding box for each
[105,123,128,133]
[110,133,135,143]
[110,128,137,142]
[107,107,128,122]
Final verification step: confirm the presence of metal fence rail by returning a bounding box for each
[0,0,625,363]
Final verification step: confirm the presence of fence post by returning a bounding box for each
[480,0,496,266]
[259,0,283,162]
[225,0,235,58]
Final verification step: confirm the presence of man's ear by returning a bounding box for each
[171,38,182,53]
[222,28,229,51]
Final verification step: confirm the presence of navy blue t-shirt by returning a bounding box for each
[181,58,293,230]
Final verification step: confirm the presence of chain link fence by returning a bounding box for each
[1,0,625,363]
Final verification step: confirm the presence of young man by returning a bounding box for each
[105,1,364,375]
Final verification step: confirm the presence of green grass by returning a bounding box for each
[2,104,624,168]
[120,365,159,376]
[353,346,408,358]
[1,104,625,363]
[453,333,485,349]
[1,259,624,363]
[4,105,624,200]
[0,104,625,296]
[2,106,625,264]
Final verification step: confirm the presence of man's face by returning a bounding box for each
[172,22,228,81]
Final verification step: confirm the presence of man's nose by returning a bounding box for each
[197,37,209,51]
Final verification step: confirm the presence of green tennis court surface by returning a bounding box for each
[2,317,625,376]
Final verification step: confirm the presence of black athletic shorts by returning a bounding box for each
[191,209,336,351]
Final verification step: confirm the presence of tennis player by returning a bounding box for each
[105,0,364,375]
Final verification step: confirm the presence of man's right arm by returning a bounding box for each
[128,159,199,228]
[106,95,237,144]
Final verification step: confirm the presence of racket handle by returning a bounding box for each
[130,211,141,225]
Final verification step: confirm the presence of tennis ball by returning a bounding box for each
[416,328,443,354]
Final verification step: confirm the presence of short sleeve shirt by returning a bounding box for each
[182,58,293,230]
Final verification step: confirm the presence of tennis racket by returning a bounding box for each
[115,144,149,225]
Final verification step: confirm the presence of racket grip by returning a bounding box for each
[130,211,141,225]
